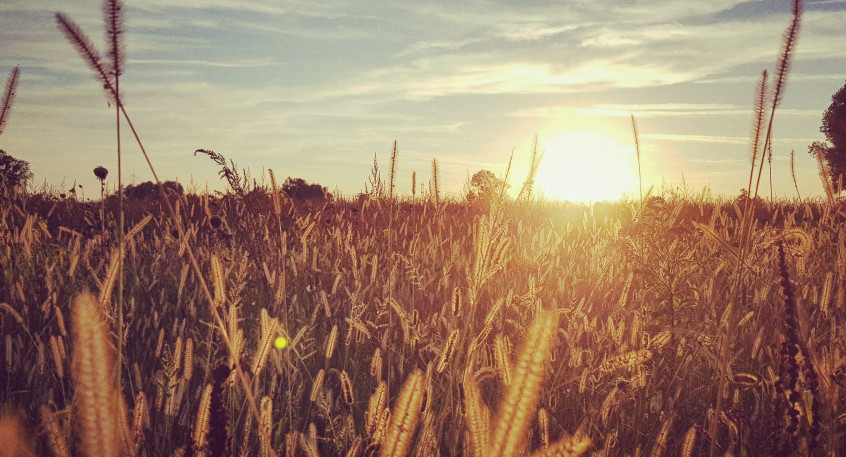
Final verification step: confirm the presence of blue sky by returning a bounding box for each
[1,0,845,201]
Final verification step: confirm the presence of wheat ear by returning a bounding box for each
[462,371,491,457]
[99,248,122,309]
[430,158,440,206]
[366,381,388,436]
[340,370,355,406]
[54,14,116,102]
[251,314,277,377]
[488,311,559,457]
[210,255,226,307]
[526,433,590,457]
[0,66,20,136]
[71,292,120,457]
[379,369,425,457]
[436,329,459,374]
[103,0,124,79]
[41,406,71,457]
[193,383,213,457]
[389,140,398,200]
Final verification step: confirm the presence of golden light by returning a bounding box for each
[534,130,640,202]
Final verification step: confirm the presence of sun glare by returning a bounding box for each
[535,131,640,203]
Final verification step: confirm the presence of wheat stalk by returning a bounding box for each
[389,140,398,200]
[430,158,440,206]
[183,337,194,381]
[379,369,425,457]
[488,310,558,457]
[259,396,275,457]
[41,406,71,457]
[98,248,122,310]
[366,381,388,436]
[71,292,120,457]
[599,349,653,373]
[436,329,459,374]
[681,426,697,457]
[462,372,491,457]
[251,313,277,377]
[55,14,115,102]
[526,434,590,457]
[340,370,355,406]
[370,348,383,381]
[309,369,326,403]
[193,383,213,456]
[0,66,20,136]
[211,255,226,307]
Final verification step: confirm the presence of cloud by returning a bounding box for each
[1,0,844,199]
[642,133,819,144]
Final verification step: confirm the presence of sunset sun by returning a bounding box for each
[535,130,640,203]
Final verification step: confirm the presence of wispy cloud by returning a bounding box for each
[0,0,843,199]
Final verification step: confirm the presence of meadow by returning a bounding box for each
[1,180,844,457]
[2,0,844,455]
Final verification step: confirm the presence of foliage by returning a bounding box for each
[282,177,330,201]
[124,180,184,199]
[466,169,508,206]
[3,189,842,457]
[0,149,33,188]
[812,80,846,191]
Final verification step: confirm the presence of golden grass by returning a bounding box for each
[4,12,844,449]
[40,406,70,457]
[379,369,425,457]
[488,310,559,457]
[71,292,120,457]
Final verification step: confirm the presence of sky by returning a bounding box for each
[1,0,845,202]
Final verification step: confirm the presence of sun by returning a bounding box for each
[534,130,640,203]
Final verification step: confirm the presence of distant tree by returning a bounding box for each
[282,177,330,201]
[0,149,32,188]
[813,79,846,190]
[124,180,183,199]
[467,169,508,205]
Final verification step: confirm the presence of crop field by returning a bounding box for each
[2,0,845,456]
[1,185,844,457]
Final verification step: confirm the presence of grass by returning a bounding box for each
[2,0,844,455]
[2,189,845,457]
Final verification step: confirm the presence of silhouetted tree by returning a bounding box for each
[124,180,183,199]
[812,80,846,190]
[467,169,508,205]
[0,149,32,188]
[282,177,329,201]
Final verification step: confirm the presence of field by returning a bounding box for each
[2,0,844,455]
[1,183,844,457]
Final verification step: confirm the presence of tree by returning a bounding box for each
[814,80,846,189]
[282,177,330,201]
[0,149,32,188]
[467,169,508,205]
[124,180,183,199]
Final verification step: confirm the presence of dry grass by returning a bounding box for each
[2,183,845,457]
[2,0,843,456]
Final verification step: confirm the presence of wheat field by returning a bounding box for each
[1,185,844,457]
[2,0,844,456]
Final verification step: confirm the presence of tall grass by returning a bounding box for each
[1,0,842,456]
